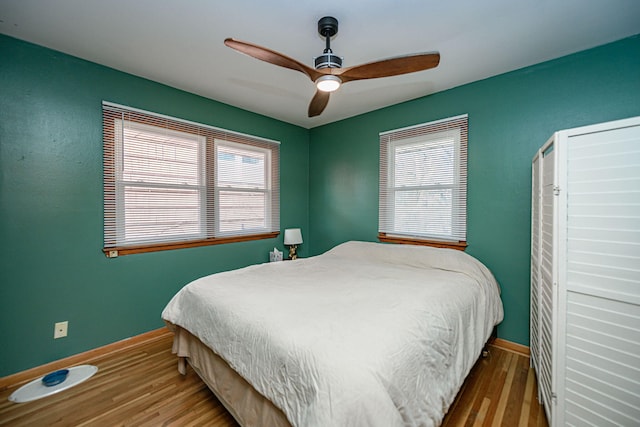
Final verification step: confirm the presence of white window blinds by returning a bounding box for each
[103,102,280,255]
[379,114,468,244]
[215,140,272,235]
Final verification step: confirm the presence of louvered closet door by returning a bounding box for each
[531,153,541,374]
[539,141,556,422]
[559,121,640,426]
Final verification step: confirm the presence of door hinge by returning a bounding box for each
[552,392,558,404]
[553,186,560,196]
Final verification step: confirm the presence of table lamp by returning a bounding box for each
[284,228,303,260]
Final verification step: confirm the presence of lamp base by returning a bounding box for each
[288,245,298,260]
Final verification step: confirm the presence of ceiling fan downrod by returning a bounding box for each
[314,16,342,70]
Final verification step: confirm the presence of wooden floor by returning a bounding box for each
[0,332,548,426]
[441,346,548,427]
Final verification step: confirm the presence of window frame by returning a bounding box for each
[103,102,280,257]
[378,115,468,250]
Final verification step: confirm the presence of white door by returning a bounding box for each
[556,119,640,426]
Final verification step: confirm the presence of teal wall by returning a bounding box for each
[308,35,640,346]
[0,35,310,377]
[1,32,639,377]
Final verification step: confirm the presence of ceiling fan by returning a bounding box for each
[224,16,440,118]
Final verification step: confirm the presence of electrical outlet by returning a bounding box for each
[54,321,68,339]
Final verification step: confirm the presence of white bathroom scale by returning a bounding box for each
[9,365,98,403]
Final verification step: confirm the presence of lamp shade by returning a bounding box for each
[284,228,303,245]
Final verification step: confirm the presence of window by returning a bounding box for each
[103,102,280,256]
[378,115,467,249]
[215,141,272,234]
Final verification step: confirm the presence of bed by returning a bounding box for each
[162,241,504,427]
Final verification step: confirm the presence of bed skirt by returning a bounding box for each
[170,324,292,427]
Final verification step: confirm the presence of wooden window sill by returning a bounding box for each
[378,233,467,251]
[104,232,279,257]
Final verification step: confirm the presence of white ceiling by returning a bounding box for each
[1,0,639,128]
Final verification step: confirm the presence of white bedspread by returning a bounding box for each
[162,241,504,427]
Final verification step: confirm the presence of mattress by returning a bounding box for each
[162,241,504,426]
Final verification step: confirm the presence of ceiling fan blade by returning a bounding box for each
[337,52,440,83]
[224,38,322,82]
[308,90,331,117]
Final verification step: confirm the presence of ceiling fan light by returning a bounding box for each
[316,75,342,92]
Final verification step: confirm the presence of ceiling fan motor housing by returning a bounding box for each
[314,53,342,70]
